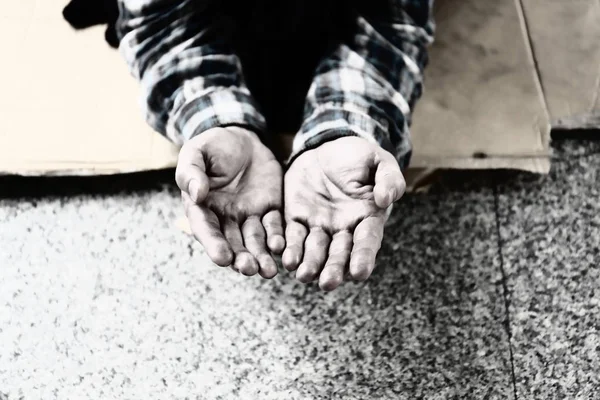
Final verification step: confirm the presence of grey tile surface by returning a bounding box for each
[373,182,513,399]
[497,145,600,399]
[550,138,600,160]
[0,178,512,399]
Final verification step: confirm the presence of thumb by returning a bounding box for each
[175,142,210,204]
[373,152,406,209]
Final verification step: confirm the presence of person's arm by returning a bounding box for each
[289,0,435,170]
[116,0,266,145]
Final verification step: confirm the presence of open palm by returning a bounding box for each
[177,127,284,278]
[282,137,406,291]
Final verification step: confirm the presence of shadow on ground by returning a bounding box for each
[0,169,177,199]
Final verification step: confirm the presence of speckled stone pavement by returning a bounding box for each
[0,138,598,400]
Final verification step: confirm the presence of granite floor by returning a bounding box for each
[0,137,598,400]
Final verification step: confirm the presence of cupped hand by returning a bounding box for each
[282,136,406,291]
[176,127,285,279]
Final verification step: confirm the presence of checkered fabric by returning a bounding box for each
[117,0,434,168]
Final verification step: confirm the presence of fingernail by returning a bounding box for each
[189,180,200,202]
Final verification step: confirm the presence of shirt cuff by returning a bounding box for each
[288,106,411,169]
[167,87,267,145]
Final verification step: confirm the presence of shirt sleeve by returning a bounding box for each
[116,0,266,145]
[289,0,435,170]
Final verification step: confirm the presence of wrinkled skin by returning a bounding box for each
[282,137,406,291]
[176,127,284,279]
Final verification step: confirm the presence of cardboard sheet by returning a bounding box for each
[410,0,550,173]
[1,0,595,176]
[0,1,178,176]
[521,0,600,129]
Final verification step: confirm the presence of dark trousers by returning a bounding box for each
[219,0,358,134]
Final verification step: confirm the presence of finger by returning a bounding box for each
[296,228,330,284]
[176,143,210,203]
[223,220,259,276]
[262,210,285,255]
[373,151,406,209]
[282,221,308,271]
[319,231,352,291]
[183,192,233,267]
[349,217,385,282]
[242,217,277,279]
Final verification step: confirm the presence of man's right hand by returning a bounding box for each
[176,127,285,279]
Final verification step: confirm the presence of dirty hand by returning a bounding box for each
[177,127,284,279]
[282,136,405,291]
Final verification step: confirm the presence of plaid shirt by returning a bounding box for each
[117,0,434,169]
